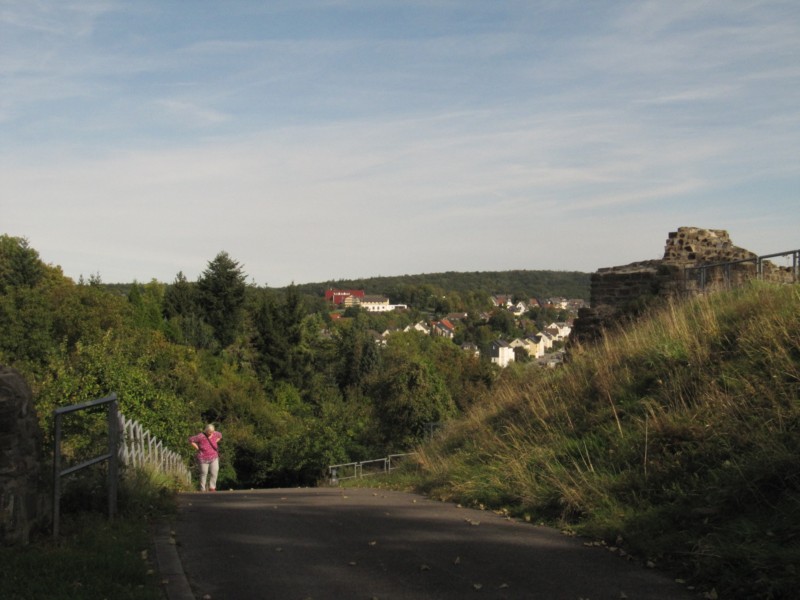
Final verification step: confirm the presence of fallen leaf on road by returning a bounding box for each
[420,564,430,571]
[453,556,461,565]
[473,583,483,590]
[499,583,509,589]
[369,541,377,546]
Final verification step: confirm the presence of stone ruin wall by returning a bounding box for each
[571,227,794,344]
[0,366,49,545]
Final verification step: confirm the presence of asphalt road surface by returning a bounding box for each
[173,487,693,600]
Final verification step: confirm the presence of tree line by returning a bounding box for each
[0,235,587,487]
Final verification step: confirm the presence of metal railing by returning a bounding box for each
[52,393,190,537]
[683,249,799,293]
[328,453,418,484]
[53,393,120,538]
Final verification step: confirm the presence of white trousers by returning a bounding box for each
[199,458,219,491]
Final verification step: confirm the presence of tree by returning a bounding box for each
[0,235,43,292]
[488,309,519,338]
[369,355,455,450]
[252,285,319,392]
[128,280,165,330]
[196,252,247,348]
[335,312,381,393]
[366,336,456,449]
[163,271,196,319]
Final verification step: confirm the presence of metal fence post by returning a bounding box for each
[53,412,63,539]
[107,396,119,519]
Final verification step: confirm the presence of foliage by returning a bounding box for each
[0,236,514,491]
[292,269,590,310]
[369,356,455,448]
[196,251,247,347]
[409,282,800,599]
[0,234,44,292]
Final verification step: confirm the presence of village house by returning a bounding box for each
[404,321,431,335]
[460,342,480,357]
[325,289,365,305]
[325,287,576,369]
[545,322,572,341]
[360,296,407,312]
[491,295,514,309]
[510,335,546,359]
[490,340,515,368]
[539,331,555,350]
[510,301,528,315]
[431,319,456,339]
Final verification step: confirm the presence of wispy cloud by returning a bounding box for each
[155,99,231,127]
[1,1,798,284]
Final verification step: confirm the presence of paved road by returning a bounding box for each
[169,487,693,600]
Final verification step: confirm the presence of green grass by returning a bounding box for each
[0,468,180,600]
[382,282,800,599]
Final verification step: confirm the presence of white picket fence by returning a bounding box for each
[118,413,192,485]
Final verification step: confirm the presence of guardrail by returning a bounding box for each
[328,453,418,484]
[683,249,799,293]
[53,393,120,538]
[52,393,190,537]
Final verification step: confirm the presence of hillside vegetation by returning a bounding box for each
[1,235,582,491]
[400,282,800,598]
[292,269,590,303]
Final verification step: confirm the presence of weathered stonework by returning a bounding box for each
[570,227,794,345]
[0,366,49,545]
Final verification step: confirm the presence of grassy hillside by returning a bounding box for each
[403,282,799,598]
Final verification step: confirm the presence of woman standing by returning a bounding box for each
[189,424,222,491]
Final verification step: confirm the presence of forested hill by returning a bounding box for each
[291,270,591,301]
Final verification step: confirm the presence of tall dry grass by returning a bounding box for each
[412,282,800,599]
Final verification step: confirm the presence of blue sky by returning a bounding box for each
[2,1,798,286]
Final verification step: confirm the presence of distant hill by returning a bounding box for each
[290,270,591,301]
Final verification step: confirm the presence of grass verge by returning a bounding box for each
[0,467,181,600]
[370,282,800,599]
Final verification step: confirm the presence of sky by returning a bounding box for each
[2,1,799,286]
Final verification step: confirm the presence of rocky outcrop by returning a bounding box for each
[0,366,49,545]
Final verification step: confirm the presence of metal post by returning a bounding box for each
[107,397,119,519]
[53,413,63,539]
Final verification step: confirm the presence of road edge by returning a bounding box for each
[154,520,195,600]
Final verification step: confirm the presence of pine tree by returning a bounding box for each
[196,252,247,348]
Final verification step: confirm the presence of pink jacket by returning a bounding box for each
[189,431,222,464]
